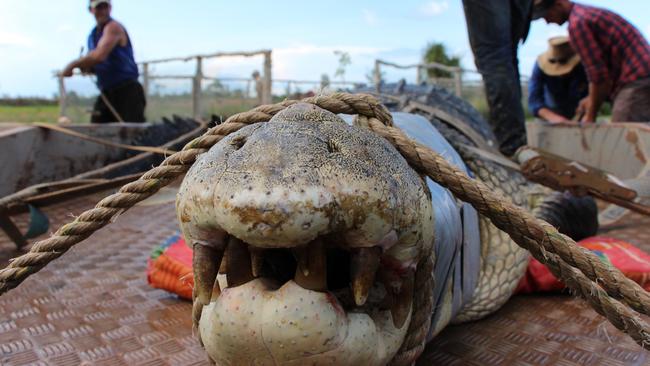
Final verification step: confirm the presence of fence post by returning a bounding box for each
[58,75,67,119]
[453,68,462,97]
[192,56,203,119]
[262,51,272,105]
[142,62,150,97]
[416,66,423,85]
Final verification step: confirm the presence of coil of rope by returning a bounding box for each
[0,93,649,364]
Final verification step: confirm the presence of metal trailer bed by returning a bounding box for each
[0,185,647,365]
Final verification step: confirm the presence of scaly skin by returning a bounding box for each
[178,104,433,365]
[453,157,530,323]
[177,103,534,365]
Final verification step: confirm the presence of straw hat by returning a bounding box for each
[537,36,581,76]
[89,0,110,9]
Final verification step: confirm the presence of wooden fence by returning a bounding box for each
[55,49,369,120]
[374,59,466,97]
[57,50,273,120]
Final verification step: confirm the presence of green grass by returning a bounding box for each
[146,96,259,122]
[0,105,60,123]
[0,105,91,123]
[0,97,259,124]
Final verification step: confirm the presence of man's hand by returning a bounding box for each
[538,108,571,124]
[578,81,611,123]
[79,67,94,75]
[61,64,75,77]
[61,22,124,78]
[575,97,594,122]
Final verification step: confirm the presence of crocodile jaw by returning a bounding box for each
[200,280,410,365]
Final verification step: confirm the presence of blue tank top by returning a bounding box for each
[88,19,139,91]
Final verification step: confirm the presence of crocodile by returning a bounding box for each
[176,86,597,365]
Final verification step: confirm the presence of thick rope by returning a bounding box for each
[522,232,650,347]
[33,122,175,155]
[1,93,648,359]
[0,93,392,295]
[361,115,650,350]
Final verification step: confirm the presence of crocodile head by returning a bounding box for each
[176,103,434,365]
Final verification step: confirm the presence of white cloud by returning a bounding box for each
[362,9,378,26]
[0,31,33,48]
[274,45,387,57]
[645,25,650,38]
[57,24,74,33]
[419,1,449,17]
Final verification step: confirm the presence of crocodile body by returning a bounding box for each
[176,87,596,365]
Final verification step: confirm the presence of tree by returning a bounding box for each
[333,50,351,83]
[320,74,330,90]
[206,79,225,95]
[422,42,460,79]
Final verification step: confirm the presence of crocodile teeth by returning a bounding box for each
[225,237,253,287]
[191,242,224,341]
[193,243,224,306]
[250,247,265,278]
[292,246,310,277]
[390,269,414,329]
[350,247,381,306]
[294,239,327,291]
[218,251,228,274]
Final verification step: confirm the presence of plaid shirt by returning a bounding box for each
[568,3,650,97]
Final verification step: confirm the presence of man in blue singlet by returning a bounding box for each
[62,0,146,123]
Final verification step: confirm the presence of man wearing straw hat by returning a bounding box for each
[528,36,587,123]
[533,0,650,122]
[61,0,146,123]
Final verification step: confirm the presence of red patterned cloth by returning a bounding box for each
[147,234,194,299]
[147,235,650,298]
[517,236,650,293]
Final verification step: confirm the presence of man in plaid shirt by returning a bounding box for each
[533,0,650,122]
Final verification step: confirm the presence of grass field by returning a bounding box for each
[0,105,61,123]
[0,96,261,124]
[0,105,91,124]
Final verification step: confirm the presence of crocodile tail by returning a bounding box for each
[534,191,599,241]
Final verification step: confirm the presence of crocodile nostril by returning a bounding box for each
[231,136,247,150]
[326,140,339,153]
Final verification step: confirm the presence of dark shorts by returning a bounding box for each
[611,77,650,122]
[91,80,146,123]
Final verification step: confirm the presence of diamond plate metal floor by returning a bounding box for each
[1,192,648,365]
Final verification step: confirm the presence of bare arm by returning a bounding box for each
[576,81,610,122]
[537,107,570,123]
[62,22,124,76]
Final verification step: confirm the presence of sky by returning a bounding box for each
[0,0,648,97]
